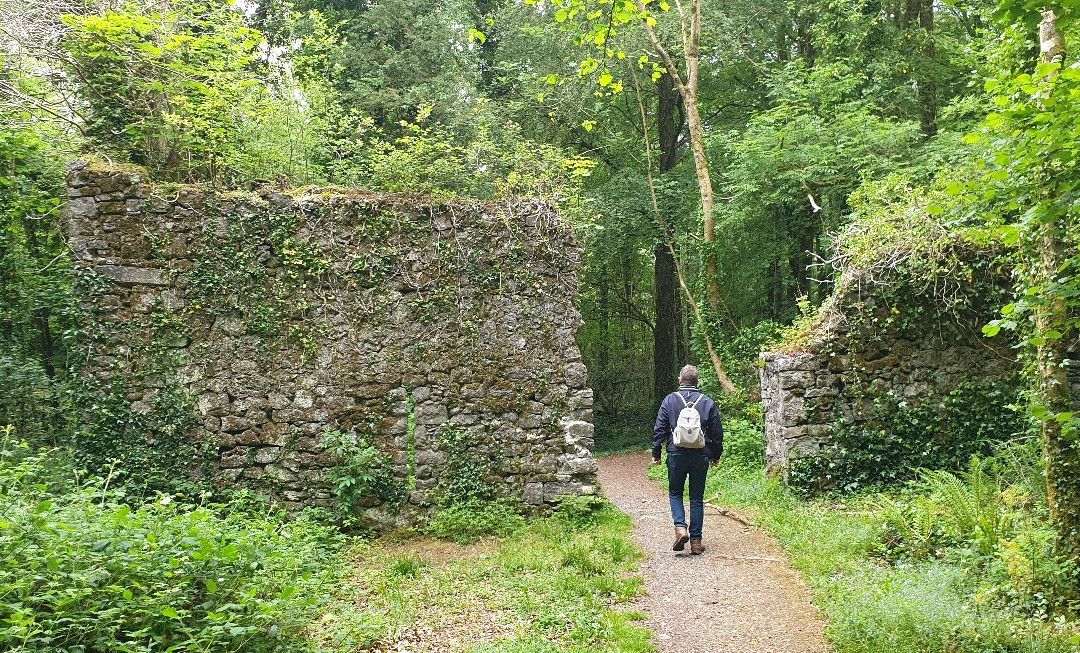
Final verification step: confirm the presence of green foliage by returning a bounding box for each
[868,444,1076,616]
[0,126,76,445]
[720,418,766,468]
[335,496,651,652]
[324,428,405,523]
[71,378,212,501]
[435,423,500,507]
[385,553,426,580]
[0,439,342,652]
[658,445,1080,653]
[426,497,526,544]
[790,382,1033,492]
[61,2,335,184]
[361,104,595,211]
[551,494,615,529]
[425,423,526,543]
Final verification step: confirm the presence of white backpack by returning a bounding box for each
[671,392,705,448]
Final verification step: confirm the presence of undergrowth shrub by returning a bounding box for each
[0,437,342,652]
[426,497,526,544]
[325,427,404,525]
[869,443,1077,618]
[551,494,613,530]
[425,423,526,543]
[721,418,766,468]
[790,381,1031,492]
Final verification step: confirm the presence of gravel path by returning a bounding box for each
[598,451,830,653]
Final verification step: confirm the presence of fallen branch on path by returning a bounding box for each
[704,554,780,564]
[703,493,754,527]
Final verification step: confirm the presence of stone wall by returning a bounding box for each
[65,159,597,517]
[759,279,1017,478]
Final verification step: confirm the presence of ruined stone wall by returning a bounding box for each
[65,160,596,517]
[759,281,1017,478]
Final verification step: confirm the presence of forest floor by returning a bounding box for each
[598,451,830,653]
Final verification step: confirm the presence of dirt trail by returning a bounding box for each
[598,451,829,653]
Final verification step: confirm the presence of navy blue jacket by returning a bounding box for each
[652,385,723,462]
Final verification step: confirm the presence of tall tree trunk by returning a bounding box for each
[653,71,682,401]
[654,244,678,399]
[621,253,633,351]
[640,0,720,314]
[598,270,610,372]
[1035,9,1080,564]
[627,55,738,395]
[918,0,937,137]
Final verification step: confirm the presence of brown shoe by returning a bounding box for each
[673,526,689,551]
[690,539,705,555]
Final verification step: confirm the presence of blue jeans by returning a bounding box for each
[667,449,709,540]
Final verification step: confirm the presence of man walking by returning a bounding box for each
[652,364,723,554]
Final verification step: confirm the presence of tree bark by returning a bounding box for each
[627,58,738,395]
[640,0,720,314]
[654,243,678,400]
[653,71,682,401]
[1035,9,1080,564]
[918,0,937,137]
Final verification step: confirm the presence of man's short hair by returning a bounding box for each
[678,364,698,387]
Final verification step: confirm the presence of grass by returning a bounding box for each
[648,459,1080,653]
[312,496,655,652]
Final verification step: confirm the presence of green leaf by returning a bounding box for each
[123,589,134,600]
[555,8,568,22]
[982,323,1001,337]
[206,578,218,593]
[598,72,612,87]
[162,606,179,619]
[963,133,982,144]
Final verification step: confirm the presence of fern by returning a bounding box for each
[920,456,1012,555]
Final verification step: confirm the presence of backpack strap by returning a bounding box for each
[676,392,692,408]
[688,393,702,409]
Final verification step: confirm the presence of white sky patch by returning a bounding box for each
[234,0,259,18]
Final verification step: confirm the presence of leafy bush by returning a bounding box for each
[694,455,1080,653]
[721,418,766,468]
[325,427,405,524]
[435,423,501,506]
[868,448,1077,616]
[0,439,342,652]
[551,494,614,530]
[426,498,526,544]
[790,382,1031,492]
